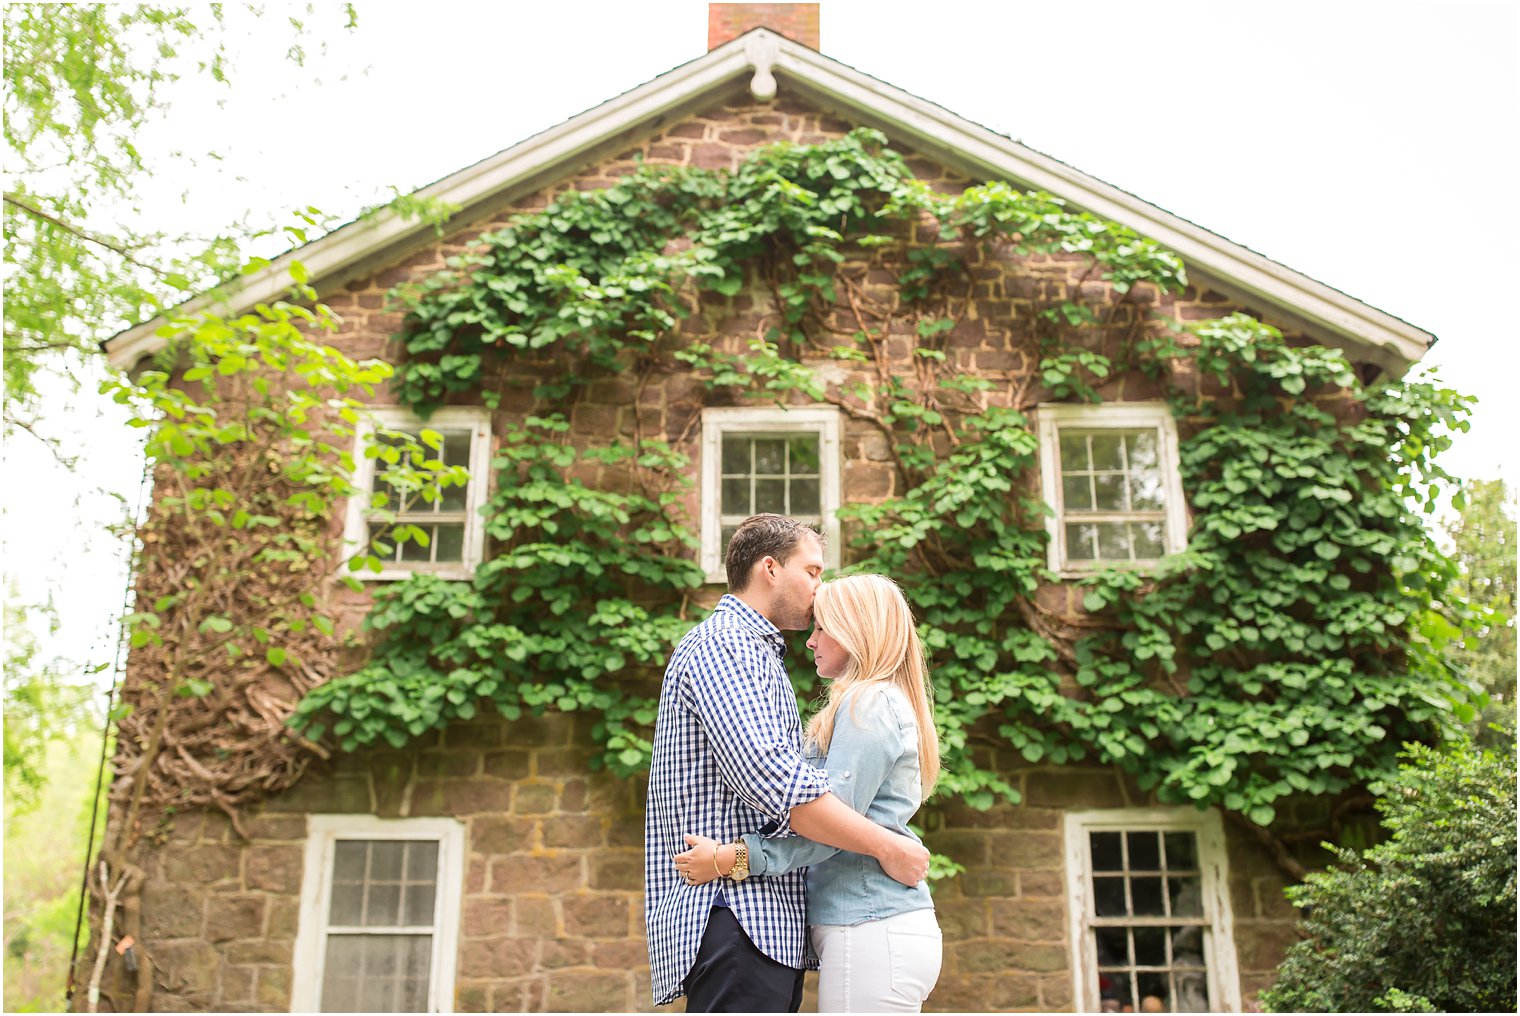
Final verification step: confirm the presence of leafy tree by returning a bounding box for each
[1261,739,1517,1013]
[1442,478,1516,738]
[2,3,356,441]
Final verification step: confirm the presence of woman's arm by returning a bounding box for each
[674,687,910,880]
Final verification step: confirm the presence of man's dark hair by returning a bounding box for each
[725,514,824,592]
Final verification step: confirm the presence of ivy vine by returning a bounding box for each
[290,128,1477,845]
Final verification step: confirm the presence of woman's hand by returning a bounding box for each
[673,833,727,885]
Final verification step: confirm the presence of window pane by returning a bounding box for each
[403,883,438,926]
[333,842,367,882]
[434,524,465,563]
[1129,473,1165,511]
[406,842,439,881]
[1128,831,1162,871]
[1169,877,1203,917]
[438,479,468,513]
[1133,926,1168,966]
[1164,832,1198,871]
[755,478,786,514]
[1059,433,1090,471]
[721,436,750,474]
[1063,475,1093,512]
[441,431,471,467]
[1129,430,1159,470]
[1091,433,1125,470]
[365,884,402,927]
[754,438,786,474]
[721,477,750,514]
[367,523,399,563]
[369,842,404,882]
[1131,876,1165,916]
[1094,875,1127,916]
[328,881,365,927]
[1133,522,1166,559]
[1090,832,1123,872]
[1066,523,1098,561]
[1097,523,1131,560]
[1094,474,1128,511]
[789,436,820,473]
[400,531,433,563]
[791,478,820,516]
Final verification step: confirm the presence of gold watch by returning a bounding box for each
[727,840,751,881]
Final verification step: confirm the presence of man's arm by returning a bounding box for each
[789,793,929,887]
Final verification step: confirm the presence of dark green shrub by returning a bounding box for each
[1262,739,1517,1012]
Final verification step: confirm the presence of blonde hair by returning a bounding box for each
[804,574,941,797]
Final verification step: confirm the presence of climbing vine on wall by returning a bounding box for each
[289,128,1477,848]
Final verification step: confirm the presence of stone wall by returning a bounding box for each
[128,712,1317,1012]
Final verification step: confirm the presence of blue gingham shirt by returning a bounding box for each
[644,595,832,1006]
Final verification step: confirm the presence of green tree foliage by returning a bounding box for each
[1261,739,1517,1013]
[2,3,355,433]
[1442,478,1516,736]
[289,130,1478,837]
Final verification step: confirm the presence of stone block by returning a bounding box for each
[226,939,293,965]
[987,973,1042,1009]
[534,747,591,778]
[513,783,558,815]
[461,897,513,938]
[546,971,631,1012]
[590,850,644,891]
[1040,972,1074,1010]
[434,779,513,816]
[929,830,990,867]
[266,897,299,939]
[591,938,649,970]
[563,894,629,938]
[1024,767,1127,809]
[482,749,532,779]
[161,843,241,885]
[255,966,292,1009]
[959,869,1018,897]
[245,844,304,892]
[454,979,491,1013]
[934,898,988,939]
[416,750,481,778]
[1019,869,1065,897]
[559,778,587,812]
[221,964,255,1003]
[540,937,590,968]
[491,854,584,895]
[205,894,266,942]
[446,722,505,749]
[983,830,1064,870]
[1006,941,1069,972]
[515,895,559,937]
[241,813,307,841]
[542,814,606,849]
[470,816,536,855]
[506,713,573,747]
[265,774,371,814]
[458,937,537,979]
[139,880,206,941]
[952,937,1018,974]
[988,898,1067,942]
[148,942,220,997]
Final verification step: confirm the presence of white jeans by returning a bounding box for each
[810,908,943,1012]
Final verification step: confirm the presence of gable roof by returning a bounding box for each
[105,28,1432,375]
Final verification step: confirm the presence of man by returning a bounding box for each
[645,514,931,1012]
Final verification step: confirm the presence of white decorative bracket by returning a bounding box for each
[745,31,781,101]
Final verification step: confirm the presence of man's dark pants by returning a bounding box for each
[684,906,805,1013]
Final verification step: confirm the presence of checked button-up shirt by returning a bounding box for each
[644,595,832,1006]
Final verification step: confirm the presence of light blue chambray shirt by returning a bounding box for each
[644,595,833,1006]
[742,681,934,926]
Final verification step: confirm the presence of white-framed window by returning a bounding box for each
[291,816,466,1014]
[1064,807,1243,1014]
[341,407,492,581]
[1037,402,1187,576]
[700,406,842,583]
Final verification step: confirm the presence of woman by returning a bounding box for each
[675,573,943,1013]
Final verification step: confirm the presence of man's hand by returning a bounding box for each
[876,833,931,887]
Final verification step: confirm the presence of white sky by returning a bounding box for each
[6,0,1518,689]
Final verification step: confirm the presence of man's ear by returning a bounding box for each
[759,555,779,586]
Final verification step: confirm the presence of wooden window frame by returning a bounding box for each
[1063,807,1243,1014]
[1037,402,1188,577]
[699,406,842,583]
[341,407,492,581]
[290,815,466,1013]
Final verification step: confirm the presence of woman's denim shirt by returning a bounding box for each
[742,682,933,926]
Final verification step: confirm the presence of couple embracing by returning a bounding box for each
[644,514,943,1013]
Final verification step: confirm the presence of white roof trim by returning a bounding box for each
[107,29,1431,373]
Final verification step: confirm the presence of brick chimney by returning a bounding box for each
[708,3,820,51]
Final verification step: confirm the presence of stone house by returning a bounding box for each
[101,5,1433,1013]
